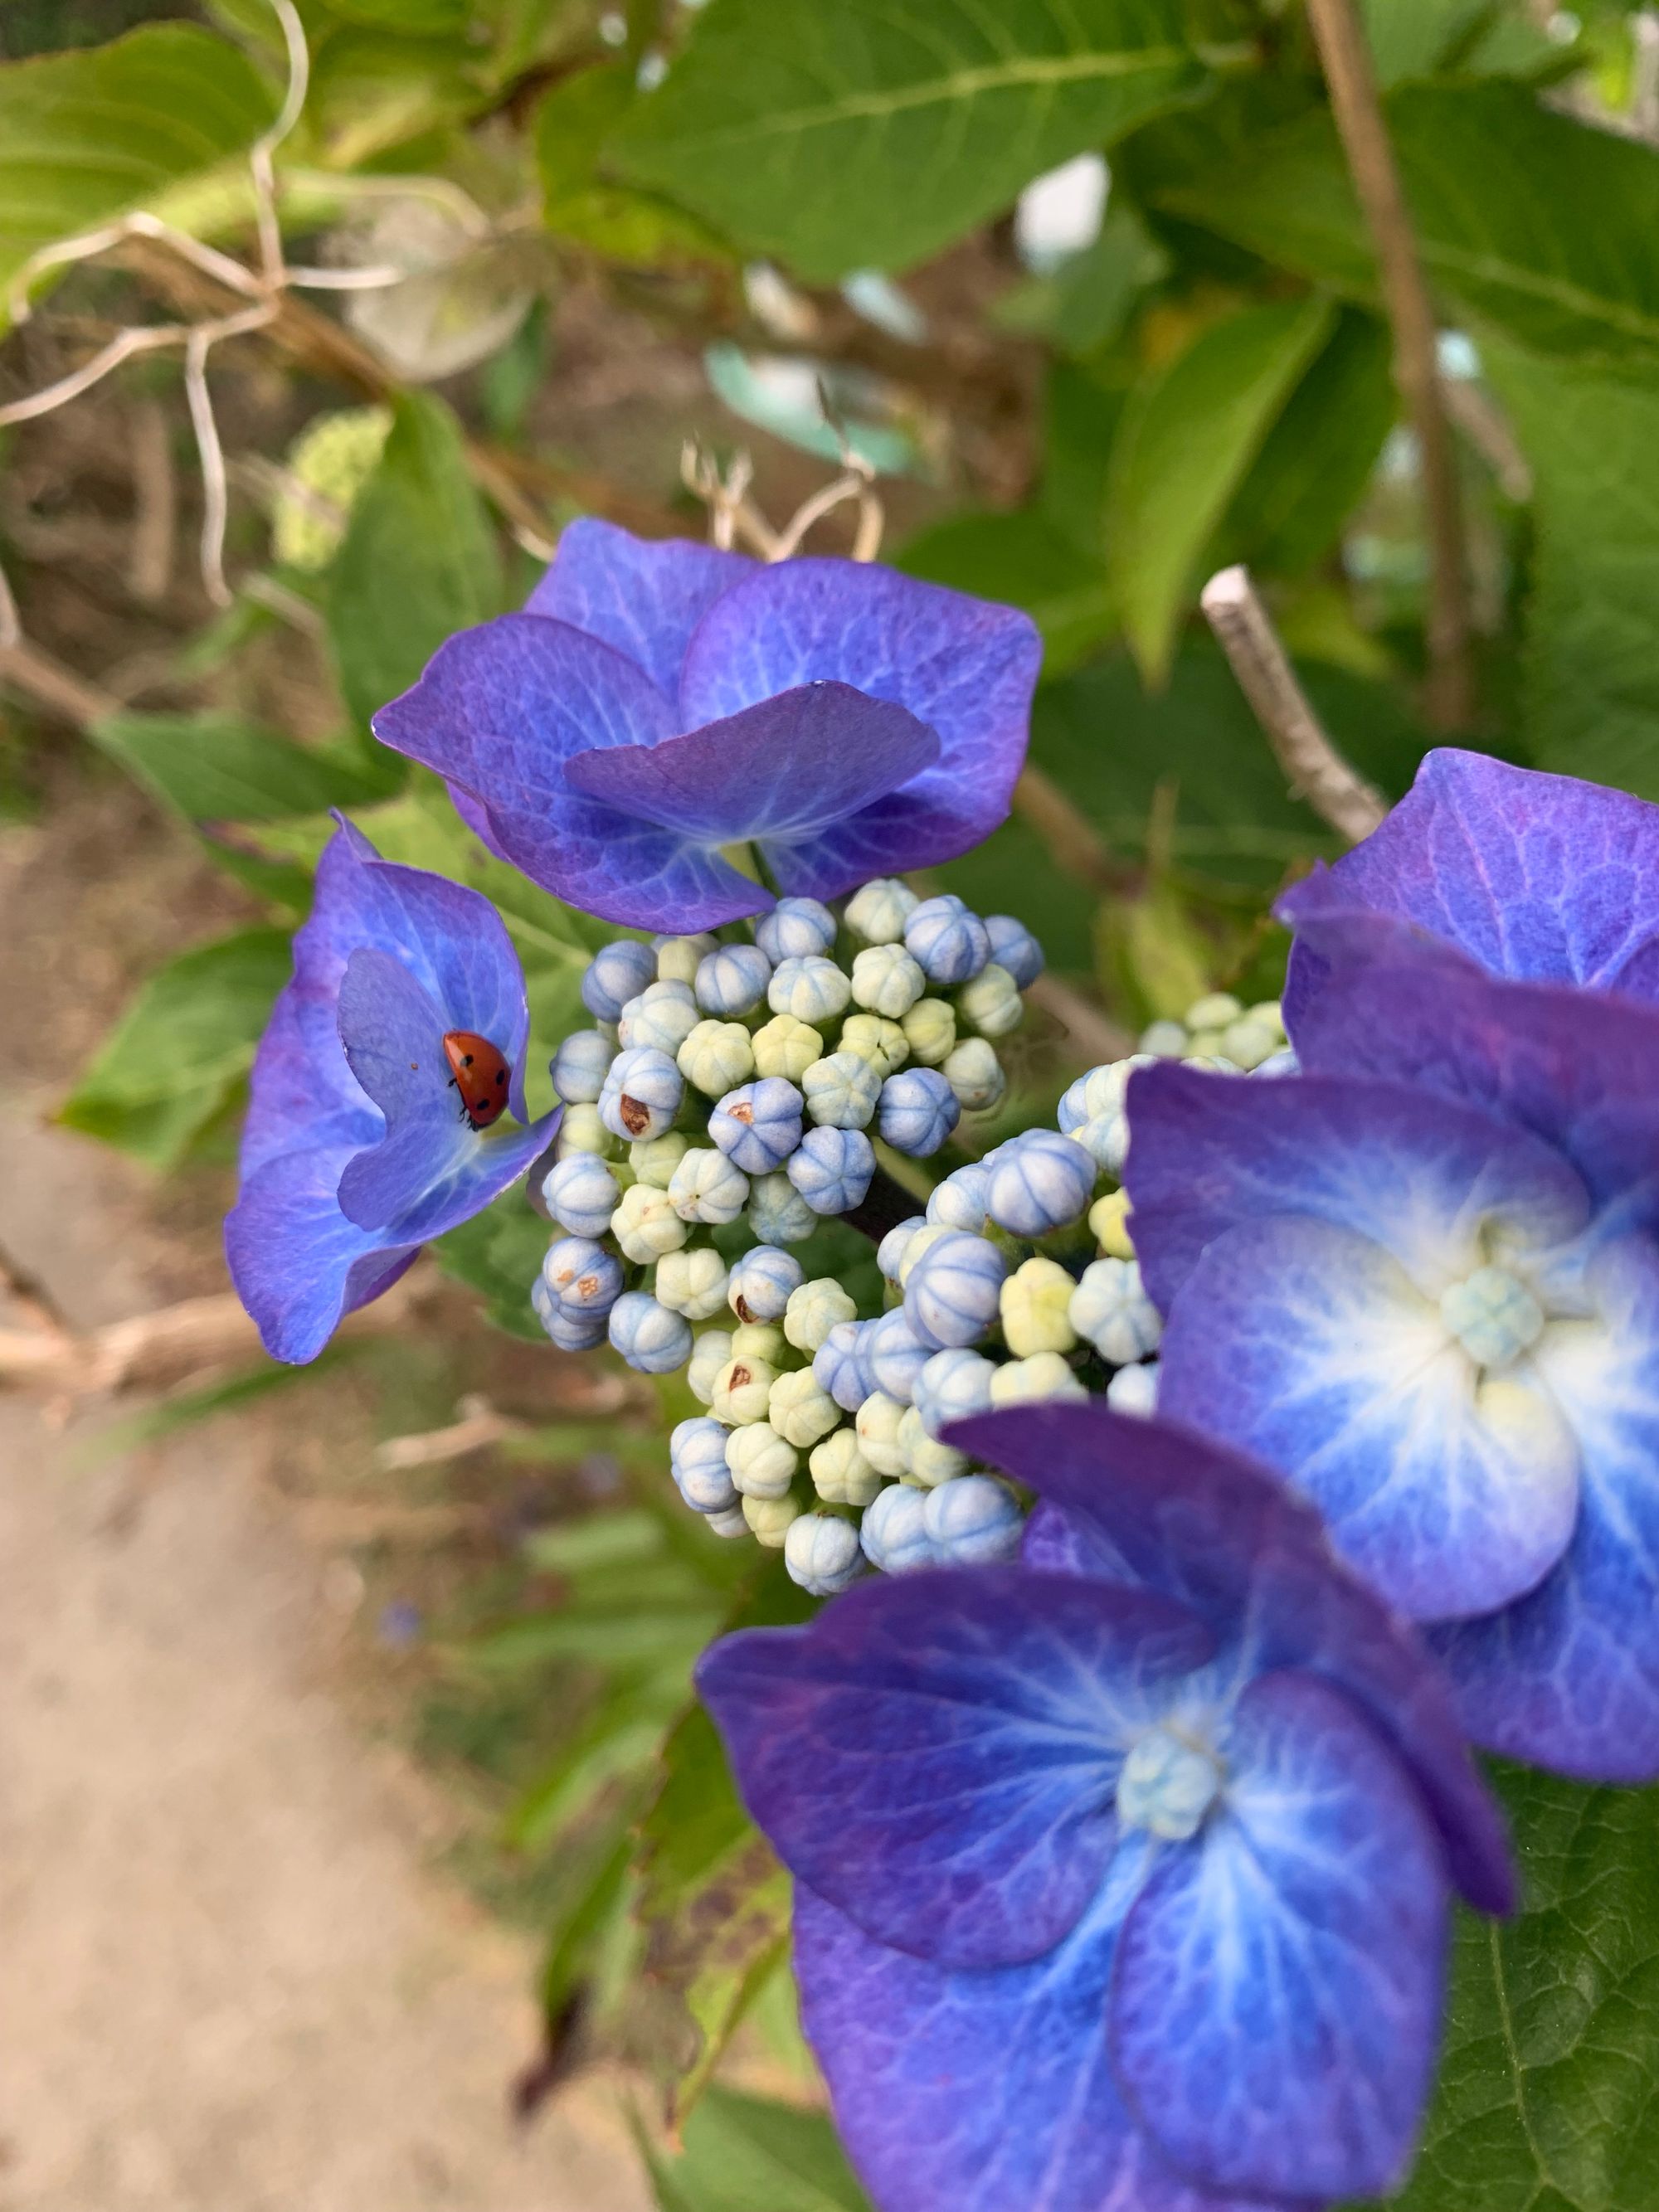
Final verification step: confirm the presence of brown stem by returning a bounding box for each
[1304,0,1473,731]
[844,1164,924,1246]
[1200,566,1385,843]
[1013,765,1137,897]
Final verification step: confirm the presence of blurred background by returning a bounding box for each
[2,0,1657,2205]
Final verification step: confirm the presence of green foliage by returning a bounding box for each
[612,0,1202,280]
[1372,1763,1659,2212]
[432,1201,553,1341]
[0,22,275,310]
[326,391,505,734]
[57,927,292,1169]
[88,712,398,825]
[1107,295,1335,683]
[643,2087,872,2212]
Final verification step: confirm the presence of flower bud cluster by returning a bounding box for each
[536,902,1283,1601]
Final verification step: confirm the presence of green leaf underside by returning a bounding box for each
[1357,1763,1659,2212]
[0,22,276,307]
[1484,343,1659,802]
[1161,83,1659,371]
[90,712,397,827]
[612,0,1201,280]
[645,2085,873,2212]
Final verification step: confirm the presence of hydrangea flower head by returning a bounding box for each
[372,520,1041,933]
[1279,748,1659,1028]
[698,1403,1511,2212]
[226,819,557,1364]
[1125,947,1659,1780]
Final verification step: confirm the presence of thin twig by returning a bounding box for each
[1200,566,1385,844]
[0,635,121,727]
[1012,764,1136,897]
[127,396,178,604]
[1304,0,1473,730]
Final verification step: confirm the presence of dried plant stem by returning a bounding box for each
[1201,566,1385,843]
[0,634,120,728]
[1012,764,1134,897]
[1304,0,1473,730]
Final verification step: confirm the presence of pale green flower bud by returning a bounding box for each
[769,1366,842,1448]
[956,962,1022,1039]
[988,1352,1088,1407]
[711,1355,777,1426]
[731,1320,788,1364]
[688,1328,734,1406]
[902,997,957,1067]
[1184,991,1243,1033]
[1000,1256,1079,1358]
[1140,1018,1188,1056]
[1090,1189,1136,1259]
[840,1013,909,1077]
[943,1038,1005,1112]
[844,878,918,944]
[854,1390,909,1477]
[769,955,851,1025]
[784,1276,857,1354]
[669,1146,749,1225]
[611,1182,688,1263]
[752,1013,823,1082]
[851,942,927,1019]
[556,1102,618,1159]
[897,1404,969,1488]
[747,1169,818,1245]
[742,1490,801,1547]
[655,932,718,986]
[809,1426,883,1506]
[679,1018,757,1096]
[725,1420,798,1499]
[897,1220,951,1287]
[1220,1000,1287,1071]
[655,1245,731,1320]
[802,1049,882,1130]
[631,1130,690,1189]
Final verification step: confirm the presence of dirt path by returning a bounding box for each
[0,1111,650,2212]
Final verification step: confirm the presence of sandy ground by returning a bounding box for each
[0,1101,651,2211]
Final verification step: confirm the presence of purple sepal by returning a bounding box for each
[524,515,755,694]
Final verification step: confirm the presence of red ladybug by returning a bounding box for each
[443,1031,511,1130]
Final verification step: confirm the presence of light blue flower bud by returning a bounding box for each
[1254,1047,1300,1079]
[598,1044,684,1143]
[606,1291,692,1373]
[669,1145,750,1225]
[581,940,655,1022]
[540,1154,619,1240]
[942,1038,1005,1113]
[983,914,1044,989]
[924,1474,1024,1565]
[985,1130,1096,1236]
[912,1346,998,1439]
[550,1028,614,1104]
[785,1511,865,1597]
[729,1244,805,1324]
[695,941,772,1017]
[540,1302,607,1352]
[877,1214,928,1282]
[706,1504,750,1540]
[617,979,699,1056]
[1070,1257,1162,1365]
[898,1221,951,1285]
[844,877,919,944]
[747,1170,816,1247]
[860,1480,938,1573]
[756,897,837,962]
[1107,1359,1160,1416]
[670,1417,738,1514]
[814,1320,870,1412]
[710,1077,805,1174]
[768,954,851,1025]
[1057,1056,1152,1174]
[878,1067,961,1155]
[786,1125,875,1215]
[865,1308,933,1402]
[926,1164,990,1234]
[904,1231,1006,1349]
[802,1050,881,1130]
[904,893,990,985]
[851,942,927,1018]
[542,1235,624,1317]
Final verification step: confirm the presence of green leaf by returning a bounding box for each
[1374,1762,1659,2212]
[326,391,504,734]
[0,23,275,311]
[432,1198,552,1342]
[1358,0,1489,87]
[1221,306,1395,579]
[993,203,1170,356]
[611,0,1202,282]
[58,927,292,1169]
[89,712,397,826]
[1162,84,1659,372]
[1107,295,1335,683]
[897,508,1114,678]
[645,2087,873,2212]
[1484,342,1659,801]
